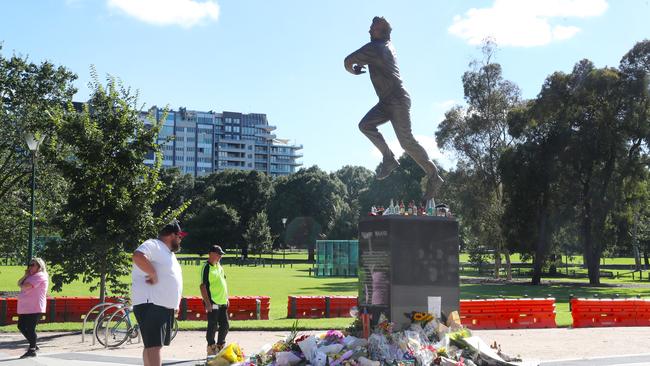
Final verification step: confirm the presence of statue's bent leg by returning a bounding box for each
[390,105,438,176]
[359,104,393,159]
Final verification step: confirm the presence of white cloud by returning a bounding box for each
[448,0,608,47]
[107,0,219,28]
[369,135,455,170]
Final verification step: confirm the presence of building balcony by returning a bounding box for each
[256,132,277,140]
[256,124,277,132]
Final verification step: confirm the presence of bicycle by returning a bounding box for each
[95,301,179,347]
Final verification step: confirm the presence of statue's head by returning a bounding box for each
[370,16,391,41]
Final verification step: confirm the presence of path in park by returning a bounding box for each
[1,328,650,365]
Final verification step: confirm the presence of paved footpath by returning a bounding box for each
[1,328,649,365]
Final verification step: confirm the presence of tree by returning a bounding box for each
[359,154,429,214]
[267,166,347,261]
[329,166,373,239]
[43,73,165,301]
[153,167,194,219]
[436,40,521,279]
[0,47,76,259]
[501,45,650,284]
[195,170,273,250]
[182,201,240,254]
[243,211,272,254]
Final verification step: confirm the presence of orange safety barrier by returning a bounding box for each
[328,296,358,318]
[287,296,358,319]
[0,296,268,325]
[181,296,270,321]
[570,298,642,327]
[0,297,18,326]
[460,298,557,330]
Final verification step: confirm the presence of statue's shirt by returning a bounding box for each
[345,40,410,103]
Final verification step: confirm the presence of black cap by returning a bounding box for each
[160,220,188,238]
[209,245,225,255]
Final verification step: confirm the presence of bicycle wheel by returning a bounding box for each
[170,318,179,341]
[95,308,133,347]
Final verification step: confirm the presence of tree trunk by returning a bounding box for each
[308,242,315,262]
[582,214,601,285]
[532,213,549,285]
[99,271,107,303]
[504,249,512,280]
[644,249,649,268]
[494,247,502,279]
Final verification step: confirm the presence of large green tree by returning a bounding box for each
[359,154,429,214]
[436,40,521,278]
[189,170,273,251]
[502,42,650,284]
[181,201,240,254]
[329,165,373,240]
[43,74,165,301]
[153,167,194,219]
[243,211,273,254]
[0,47,76,260]
[267,166,347,260]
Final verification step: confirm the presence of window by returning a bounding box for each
[225,125,232,132]
[233,126,240,133]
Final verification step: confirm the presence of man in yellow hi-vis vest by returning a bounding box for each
[199,245,229,356]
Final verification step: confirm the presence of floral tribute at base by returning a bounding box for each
[203,311,531,366]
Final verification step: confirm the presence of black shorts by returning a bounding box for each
[133,303,174,348]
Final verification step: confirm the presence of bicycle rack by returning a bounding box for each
[81,302,116,343]
[103,303,141,348]
[93,303,125,347]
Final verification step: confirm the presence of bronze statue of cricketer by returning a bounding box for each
[345,16,443,200]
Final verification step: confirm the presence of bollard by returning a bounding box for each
[256,299,261,320]
[178,298,188,320]
[325,297,331,318]
[0,298,6,326]
[48,298,56,323]
[361,309,370,339]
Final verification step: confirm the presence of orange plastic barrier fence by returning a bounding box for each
[0,296,269,325]
[570,298,649,327]
[181,296,270,321]
[287,296,357,319]
[460,298,557,329]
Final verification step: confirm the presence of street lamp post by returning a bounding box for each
[24,133,45,266]
[282,218,287,268]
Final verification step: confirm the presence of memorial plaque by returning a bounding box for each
[359,215,459,329]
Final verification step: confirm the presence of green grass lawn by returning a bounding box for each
[1,261,649,332]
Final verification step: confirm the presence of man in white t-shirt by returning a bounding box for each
[131,220,186,366]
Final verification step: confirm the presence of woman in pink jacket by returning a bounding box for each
[16,257,49,358]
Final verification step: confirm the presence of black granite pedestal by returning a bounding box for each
[358,215,459,329]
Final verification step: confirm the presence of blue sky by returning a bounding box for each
[1,0,648,172]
